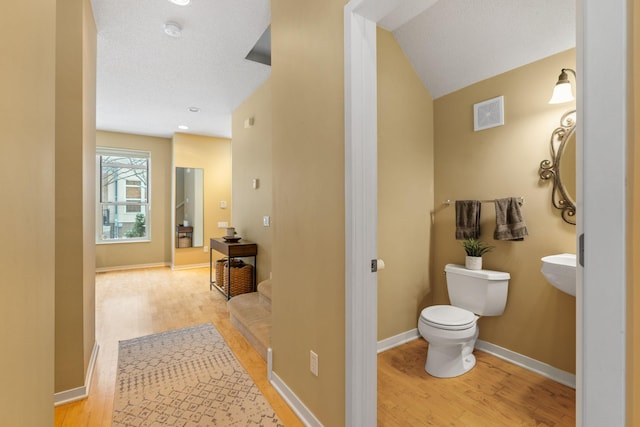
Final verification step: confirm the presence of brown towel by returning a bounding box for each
[494,197,528,241]
[455,200,481,240]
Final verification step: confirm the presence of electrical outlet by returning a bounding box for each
[203,246,209,253]
[310,350,318,376]
[263,215,270,227]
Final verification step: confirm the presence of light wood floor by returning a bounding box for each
[55,267,575,426]
[378,340,575,426]
[54,267,303,427]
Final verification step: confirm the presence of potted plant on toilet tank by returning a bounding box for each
[461,238,494,270]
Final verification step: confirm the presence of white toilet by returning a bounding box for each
[418,264,510,378]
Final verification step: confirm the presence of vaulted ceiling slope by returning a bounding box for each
[92,0,575,139]
[393,0,576,99]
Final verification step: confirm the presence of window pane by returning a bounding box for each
[96,147,151,243]
[100,158,148,203]
[99,204,148,241]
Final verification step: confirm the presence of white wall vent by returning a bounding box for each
[474,96,504,131]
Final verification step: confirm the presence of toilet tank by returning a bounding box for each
[445,264,510,316]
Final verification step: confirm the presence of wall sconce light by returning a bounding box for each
[549,68,576,104]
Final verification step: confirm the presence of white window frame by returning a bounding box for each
[96,147,151,244]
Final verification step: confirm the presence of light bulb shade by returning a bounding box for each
[549,82,574,104]
[549,69,575,104]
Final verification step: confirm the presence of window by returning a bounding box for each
[96,147,150,243]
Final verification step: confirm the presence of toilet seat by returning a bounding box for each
[420,305,476,331]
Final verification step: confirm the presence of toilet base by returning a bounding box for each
[418,306,480,378]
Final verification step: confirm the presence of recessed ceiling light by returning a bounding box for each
[187,107,200,113]
[178,125,189,130]
[164,22,182,38]
[168,0,191,5]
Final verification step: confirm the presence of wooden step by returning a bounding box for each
[257,279,272,305]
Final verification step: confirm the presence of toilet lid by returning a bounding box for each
[420,305,476,330]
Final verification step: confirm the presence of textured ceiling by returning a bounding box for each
[92,0,575,139]
[92,0,271,139]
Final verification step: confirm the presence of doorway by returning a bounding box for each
[344,0,628,425]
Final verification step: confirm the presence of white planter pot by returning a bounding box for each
[465,256,482,270]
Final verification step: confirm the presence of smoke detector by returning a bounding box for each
[164,22,182,38]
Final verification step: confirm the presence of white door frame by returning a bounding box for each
[344,3,377,426]
[578,0,627,424]
[344,1,436,425]
[345,0,628,425]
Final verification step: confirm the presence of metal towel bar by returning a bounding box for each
[443,197,524,206]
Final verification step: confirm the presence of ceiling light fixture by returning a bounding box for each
[188,107,200,113]
[168,0,191,5]
[164,21,182,38]
[178,125,189,130]
[549,68,576,104]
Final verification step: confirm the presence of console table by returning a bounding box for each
[209,238,257,299]
[175,225,193,248]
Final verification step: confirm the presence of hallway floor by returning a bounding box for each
[54,267,302,427]
[54,267,575,426]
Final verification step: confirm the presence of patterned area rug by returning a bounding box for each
[113,323,282,426]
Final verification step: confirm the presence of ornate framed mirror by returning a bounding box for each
[539,110,577,225]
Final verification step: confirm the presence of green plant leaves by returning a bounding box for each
[461,238,494,257]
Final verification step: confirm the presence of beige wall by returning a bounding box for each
[173,133,232,268]
[377,28,435,339]
[433,49,577,373]
[55,0,97,393]
[231,79,273,284]
[0,1,55,424]
[271,0,347,425]
[96,131,173,269]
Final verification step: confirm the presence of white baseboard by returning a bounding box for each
[475,339,576,389]
[270,372,323,427]
[375,330,575,389]
[377,328,420,353]
[267,331,414,426]
[267,334,574,426]
[171,262,209,271]
[96,262,169,273]
[54,342,100,406]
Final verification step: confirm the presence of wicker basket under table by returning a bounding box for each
[215,259,254,297]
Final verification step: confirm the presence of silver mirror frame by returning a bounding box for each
[539,109,577,225]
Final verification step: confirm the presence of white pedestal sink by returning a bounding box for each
[541,253,577,296]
